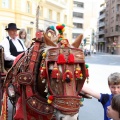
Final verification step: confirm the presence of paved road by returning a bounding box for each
[79,53,120,120]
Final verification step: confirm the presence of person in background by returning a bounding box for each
[82,72,120,120]
[107,94,120,120]
[0,23,26,68]
[19,28,31,48]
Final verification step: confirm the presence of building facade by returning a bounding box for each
[105,0,120,54]
[72,0,84,43]
[97,2,106,52]
[0,0,73,43]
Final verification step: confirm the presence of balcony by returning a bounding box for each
[100,6,106,12]
[99,30,105,35]
[72,28,84,34]
[46,0,66,9]
[99,13,105,20]
[99,22,105,27]
[73,17,84,23]
[73,7,84,13]
[116,10,120,14]
[98,38,105,42]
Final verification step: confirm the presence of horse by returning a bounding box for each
[1,31,88,120]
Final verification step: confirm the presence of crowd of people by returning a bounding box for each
[0,23,120,120]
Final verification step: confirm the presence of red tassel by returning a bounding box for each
[75,64,83,80]
[57,53,66,64]
[39,66,47,79]
[51,68,59,78]
[68,53,74,64]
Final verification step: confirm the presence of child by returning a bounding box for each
[19,29,31,48]
[82,72,120,120]
[107,94,120,120]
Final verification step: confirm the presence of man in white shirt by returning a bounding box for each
[0,23,27,68]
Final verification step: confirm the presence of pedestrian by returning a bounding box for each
[18,28,31,48]
[107,94,120,120]
[82,72,120,120]
[46,26,58,43]
[111,49,114,54]
[0,23,27,68]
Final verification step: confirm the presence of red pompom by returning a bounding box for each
[59,26,64,30]
[68,53,74,64]
[57,54,66,64]
[48,95,54,100]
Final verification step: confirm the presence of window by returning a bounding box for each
[115,25,119,31]
[27,28,32,40]
[116,4,120,12]
[73,12,83,18]
[72,33,80,39]
[57,12,60,22]
[111,27,113,32]
[64,15,67,24]
[112,7,114,13]
[2,0,9,8]
[2,24,8,40]
[73,23,83,29]
[112,0,115,3]
[105,29,107,33]
[74,1,84,8]
[48,9,52,19]
[26,1,31,13]
[116,15,120,21]
[40,6,43,17]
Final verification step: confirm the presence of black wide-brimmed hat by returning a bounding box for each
[5,23,20,30]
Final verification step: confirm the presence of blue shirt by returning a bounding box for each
[98,93,113,120]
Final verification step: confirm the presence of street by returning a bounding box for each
[79,53,120,120]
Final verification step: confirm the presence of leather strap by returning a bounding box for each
[52,96,81,113]
[29,41,41,72]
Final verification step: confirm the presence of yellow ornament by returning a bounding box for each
[42,52,46,58]
[62,28,65,32]
[80,73,83,77]
[47,99,52,104]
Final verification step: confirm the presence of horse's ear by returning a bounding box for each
[71,34,83,48]
[43,32,57,47]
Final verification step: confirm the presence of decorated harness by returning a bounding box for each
[1,25,89,120]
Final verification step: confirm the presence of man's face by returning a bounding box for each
[107,105,120,120]
[109,85,120,95]
[8,29,17,39]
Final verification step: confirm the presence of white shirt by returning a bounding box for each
[0,36,27,61]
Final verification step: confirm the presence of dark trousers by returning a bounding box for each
[4,60,13,68]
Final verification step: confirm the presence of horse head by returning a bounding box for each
[37,33,86,120]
